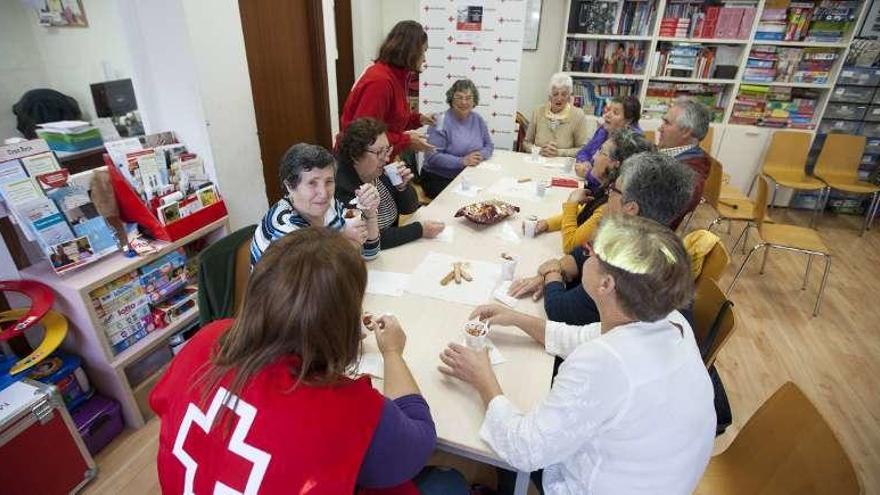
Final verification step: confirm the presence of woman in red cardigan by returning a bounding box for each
[340,20,435,158]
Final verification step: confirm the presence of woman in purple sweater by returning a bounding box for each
[422,78,494,198]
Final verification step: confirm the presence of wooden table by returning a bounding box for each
[362,150,578,494]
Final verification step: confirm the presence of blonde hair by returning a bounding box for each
[548,72,573,95]
[593,214,693,321]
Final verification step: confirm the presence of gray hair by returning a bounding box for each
[672,97,711,141]
[548,72,573,95]
[279,143,336,191]
[608,129,656,163]
[618,152,695,227]
[446,79,479,107]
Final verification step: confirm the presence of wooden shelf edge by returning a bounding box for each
[111,308,199,369]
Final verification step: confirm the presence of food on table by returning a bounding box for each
[344,208,359,219]
[501,252,514,261]
[517,177,532,183]
[440,261,473,285]
[464,321,487,337]
[454,199,520,225]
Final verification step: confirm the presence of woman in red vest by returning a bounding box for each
[340,20,436,158]
[151,228,468,494]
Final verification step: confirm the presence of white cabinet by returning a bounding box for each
[715,125,770,195]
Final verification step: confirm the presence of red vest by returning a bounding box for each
[339,62,421,157]
[150,320,417,494]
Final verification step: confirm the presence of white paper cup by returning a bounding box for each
[535,181,546,197]
[501,257,517,281]
[384,163,404,186]
[460,175,472,191]
[463,320,489,350]
[523,216,538,238]
[531,146,541,161]
[344,208,362,228]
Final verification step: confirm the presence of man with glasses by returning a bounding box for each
[509,152,695,325]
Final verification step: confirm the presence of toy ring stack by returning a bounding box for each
[0,279,67,375]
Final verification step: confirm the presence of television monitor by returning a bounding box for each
[90,79,137,118]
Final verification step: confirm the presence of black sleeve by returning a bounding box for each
[543,282,601,326]
[379,223,423,249]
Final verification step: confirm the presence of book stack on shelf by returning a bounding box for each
[567,0,657,36]
[731,84,820,128]
[653,42,721,79]
[644,82,729,121]
[564,40,647,74]
[659,1,757,39]
[807,1,859,42]
[755,0,859,42]
[744,45,839,84]
[573,79,640,116]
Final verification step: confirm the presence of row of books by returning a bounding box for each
[567,1,656,36]
[755,1,858,42]
[659,5,757,40]
[730,84,820,128]
[564,40,647,75]
[643,82,729,122]
[744,45,838,84]
[571,79,640,116]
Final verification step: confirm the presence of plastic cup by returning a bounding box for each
[531,146,541,162]
[463,320,489,350]
[523,216,538,238]
[344,208,361,227]
[535,181,546,197]
[384,163,404,186]
[500,255,517,281]
[460,175,472,191]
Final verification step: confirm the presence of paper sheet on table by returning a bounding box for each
[367,270,410,297]
[452,183,482,198]
[478,162,503,171]
[493,281,518,308]
[357,351,384,378]
[495,221,522,244]
[487,177,539,202]
[405,252,502,306]
[433,225,454,243]
[541,158,573,170]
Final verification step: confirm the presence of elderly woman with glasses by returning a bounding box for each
[533,129,655,253]
[523,73,590,159]
[440,214,716,495]
[337,117,446,248]
[422,78,494,198]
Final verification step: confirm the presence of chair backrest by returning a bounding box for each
[692,278,736,366]
[644,129,656,145]
[696,240,729,284]
[762,130,812,175]
[515,111,529,152]
[754,174,770,229]
[814,134,866,181]
[704,156,723,208]
[717,382,860,494]
[699,126,714,154]
[233,235,253,316]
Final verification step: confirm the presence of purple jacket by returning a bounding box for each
[424,109,494,179]
[575,124,642,164]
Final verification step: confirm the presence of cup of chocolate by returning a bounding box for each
[463,319,489,350]
[344,207,361,227]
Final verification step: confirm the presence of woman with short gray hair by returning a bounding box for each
[423,78,494,198]
[523,72,590,158]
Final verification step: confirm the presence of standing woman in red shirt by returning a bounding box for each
[340,20,436,158]
[151,229,468,494]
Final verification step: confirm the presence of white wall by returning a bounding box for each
[0,2,47,140]
[351,1,384,80]
[117,0,268,231]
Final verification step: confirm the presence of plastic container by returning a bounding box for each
[864,106,880,123]
[818,119,861,135]
[865,138,880,154]
[71,395,123,455]
[124,345,173,388]
[829,86,876,104]
[823,103,868,121]
[860,122,880,139]
[837,67,880,86]
[27,353,93,410]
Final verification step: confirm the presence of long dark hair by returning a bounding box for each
[377,20,427,71]
[198,228,366,426]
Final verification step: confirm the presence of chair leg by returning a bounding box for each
[865,192,880,233]
[741,225,750,254]
[871,192,880,230]
[747,174,759,197]
[730,223,750,254]
[759,246,771,274]
[810,188,825,228]
[771,183,779,209]
[803,254,813,290]
[814,255,832,317]
[707,216,723,233]
[727,243,764,297]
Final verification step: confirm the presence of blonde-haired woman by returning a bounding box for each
[523,73,590,158]
[439,214,715,495]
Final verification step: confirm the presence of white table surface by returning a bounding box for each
[362,150,579,468]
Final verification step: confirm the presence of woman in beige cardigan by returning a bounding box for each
[523,73,590,158]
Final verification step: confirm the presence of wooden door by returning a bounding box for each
[239,0,331,204]
[334,0,355,114]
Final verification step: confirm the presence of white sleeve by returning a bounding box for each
[543,320,602,358]
[479,343,629,472]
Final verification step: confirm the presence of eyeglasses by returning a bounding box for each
[366,146,392,157]
[453,95,474,102]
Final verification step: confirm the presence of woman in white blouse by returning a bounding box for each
[439,214,716,495]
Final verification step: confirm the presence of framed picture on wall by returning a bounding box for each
[35,0,88,28]
[523,0,542,51]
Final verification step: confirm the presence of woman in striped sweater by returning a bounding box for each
[251,143,381,266]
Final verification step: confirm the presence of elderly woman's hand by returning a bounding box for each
[406,130,436,152]
[541,141,559,158]
[574,161,590,178]
[567,188,592,205]
[462,151,482,167]
[420,113,437,126]
[438,343,501,402]
[342,215,368,246]
[394,162,414,189]
[375,314,407,355]
[356,183,381,212]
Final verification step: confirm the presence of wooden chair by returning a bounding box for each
[756,131,826,226]
[813,133,880,235]
[700,126,713,155]
[643,129,656,145]
[232,234,252,317]
[692,278,736,367]
[515,111,529,152]
[728,175,832,316]
[695,382,860,495]
[695,240,729,285]
[703,156,772,243]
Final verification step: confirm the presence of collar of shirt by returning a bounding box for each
[661,145,696,158]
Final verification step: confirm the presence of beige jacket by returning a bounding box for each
[524,103,590,157]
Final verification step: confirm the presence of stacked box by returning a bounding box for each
[90,273,155,355]
[138,249,188,304]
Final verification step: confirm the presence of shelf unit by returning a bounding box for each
[21,216,228,428]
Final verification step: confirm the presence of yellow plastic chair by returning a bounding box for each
[692,278,736,367]
[760,131,827,225]
[704,157,772,243]
[695,382,860,495]
[695,240,730,285]
[813,133,880,235]
[728,175,832,316]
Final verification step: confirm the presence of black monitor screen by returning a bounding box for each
[90,78,137,117]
